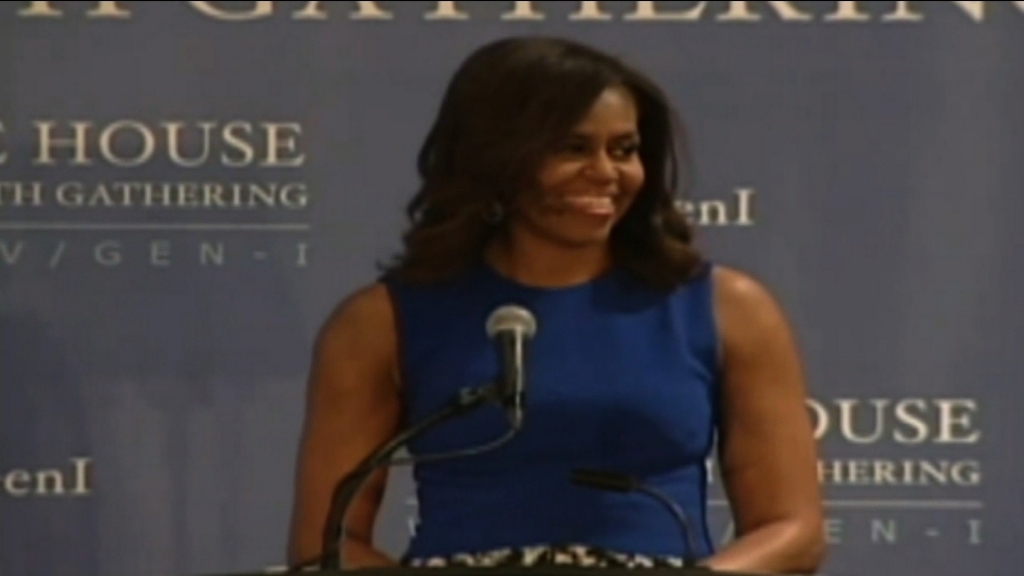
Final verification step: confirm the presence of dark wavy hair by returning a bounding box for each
[382,36,704,292]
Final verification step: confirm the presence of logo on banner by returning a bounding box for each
[390,394,986,576]
[706,396,985,550]
[1,457,93,498]
[679,188,756,228]
[0,119,756,271]
[0,119,310,271]
[8,2,1024,24]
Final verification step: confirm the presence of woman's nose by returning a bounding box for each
[583,151,616,181]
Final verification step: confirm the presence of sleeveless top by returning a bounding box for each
[381,259,722,565]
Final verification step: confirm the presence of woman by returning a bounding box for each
[287,36,824,573]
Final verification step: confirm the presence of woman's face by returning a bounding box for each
[510,85,646,250]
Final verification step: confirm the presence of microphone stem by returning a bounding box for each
[317,384,500,571]
[636,485,702,568]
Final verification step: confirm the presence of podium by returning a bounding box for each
[200,568,771,576]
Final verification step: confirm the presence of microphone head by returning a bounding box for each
[486,304,537,339]
[570,469,638,493]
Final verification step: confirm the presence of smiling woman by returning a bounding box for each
[379,36,699,291]
[517,85,646,248]
[287,35,825,574]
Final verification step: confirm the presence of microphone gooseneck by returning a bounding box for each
[570,468,705,568]
[290,303,538,572]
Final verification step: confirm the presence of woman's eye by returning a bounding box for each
[612,143,640,158]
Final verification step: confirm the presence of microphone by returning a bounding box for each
[301,383,501,572]
[570,468,705,569]
[289,305,538,572]
[485,304,536,429]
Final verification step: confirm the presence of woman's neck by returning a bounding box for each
[484,230,613,289]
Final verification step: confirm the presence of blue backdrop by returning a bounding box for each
[2,2,1023,576]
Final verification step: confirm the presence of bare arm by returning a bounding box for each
[287,283,402,568]
[701,267,825,574]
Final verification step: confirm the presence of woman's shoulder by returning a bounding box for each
[314,281,397,359]
[316,266,480,359]
[710,262,771,301]
[708,263,799,368]
[709,264,788,323]
[326,280,393,322]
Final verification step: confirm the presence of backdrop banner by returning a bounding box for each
[2,2,1022,576]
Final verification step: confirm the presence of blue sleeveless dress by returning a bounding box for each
[382,260,721,565]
